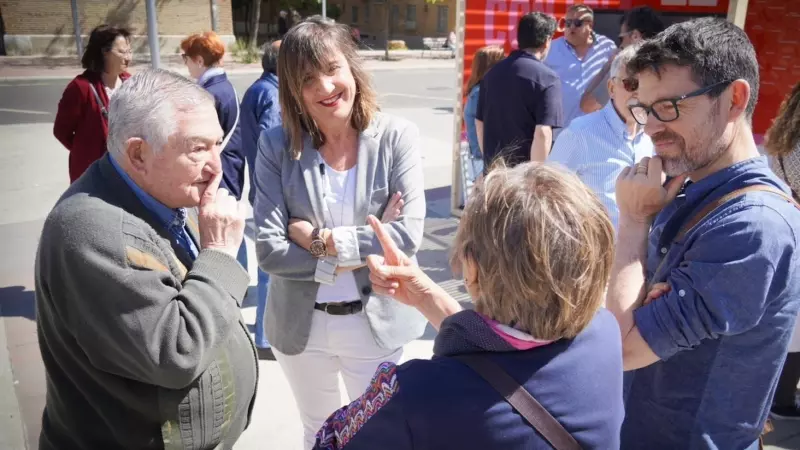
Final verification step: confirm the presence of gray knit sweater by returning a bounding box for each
[35,154,258,450]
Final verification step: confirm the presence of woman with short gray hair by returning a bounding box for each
[313,162,624,449]
[253,16,427,449]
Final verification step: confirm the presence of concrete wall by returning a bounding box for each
[1,0,235,56]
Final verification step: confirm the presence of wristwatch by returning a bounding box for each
[310,228,328,258]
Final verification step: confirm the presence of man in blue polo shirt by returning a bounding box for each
[606,18,800,449]
[476,12,562,170]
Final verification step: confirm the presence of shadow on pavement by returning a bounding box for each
[0,285,35,320]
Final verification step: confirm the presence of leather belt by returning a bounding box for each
[314,300,363,316]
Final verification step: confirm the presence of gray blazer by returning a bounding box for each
[253,113,428,356]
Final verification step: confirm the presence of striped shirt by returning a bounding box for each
[548,102,653,229]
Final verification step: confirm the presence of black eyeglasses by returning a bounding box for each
[627,80,734,126]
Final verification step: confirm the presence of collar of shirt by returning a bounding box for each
[682,156,773,205]
[198,67,226,86]
[561,32,602,61]
[108,155,188,232]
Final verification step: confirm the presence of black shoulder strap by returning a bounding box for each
[454,354,582,450]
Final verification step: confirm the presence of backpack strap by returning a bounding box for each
[454,354,582,450]
[87,83,109,121]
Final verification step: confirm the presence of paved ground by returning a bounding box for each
[1,57,799,449]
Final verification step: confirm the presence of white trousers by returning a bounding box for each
[273,310,403,450]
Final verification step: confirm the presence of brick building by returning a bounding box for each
[335,0,456,49]
[0,0,235,56]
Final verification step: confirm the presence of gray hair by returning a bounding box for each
[611,41,643,79]
[261,43,279,73]
[107,69,214,156]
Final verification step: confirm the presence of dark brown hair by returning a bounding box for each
[765,81,800,157]
[277,16,378,159]
[81,24,131,73]
[466,45,504,93]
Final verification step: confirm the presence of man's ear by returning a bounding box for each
[727,79,751,124]
[123,137,149,174]
[631,29,643,42]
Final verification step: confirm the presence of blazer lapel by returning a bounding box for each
[354,122,380,226]
[299,135,326,228]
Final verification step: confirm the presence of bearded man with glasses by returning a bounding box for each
[605,18,800,449]
[548,42,652,230]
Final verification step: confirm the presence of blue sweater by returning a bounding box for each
[202,72,245,200]
[314,309,624,450]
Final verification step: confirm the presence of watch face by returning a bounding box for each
[310,240,326,258]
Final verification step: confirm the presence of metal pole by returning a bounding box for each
[70,0,83,57]
[322,0,327,19]
[145,0,161,69]
[210,0,219,32]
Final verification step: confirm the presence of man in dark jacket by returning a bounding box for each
[35,69,258,450]
[239,39,282,358]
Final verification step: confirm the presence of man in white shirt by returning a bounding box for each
[548,43,653,229]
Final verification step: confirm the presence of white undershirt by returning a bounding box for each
[316,162,361,303]
[103,76,122,99]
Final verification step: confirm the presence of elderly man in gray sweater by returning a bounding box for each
[35,69,258,450]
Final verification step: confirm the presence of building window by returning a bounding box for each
[352,5,359,23]
[365,4,370,22]
[437,5,449,33]
[405,4,417,30]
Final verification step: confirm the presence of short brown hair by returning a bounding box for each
[451,162,615,340]
[277,16,379,159]
[765,81,800,158]
[466,45,505,93]
[180,31,226,67]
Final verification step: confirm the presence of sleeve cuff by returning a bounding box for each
[331,226,362,267]
[314,257,338,285]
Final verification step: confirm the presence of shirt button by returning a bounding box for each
[660,247,668,255]
[678,289,686,297]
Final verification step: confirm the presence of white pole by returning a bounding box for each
[145,0,161,69]
[322,0,327,19]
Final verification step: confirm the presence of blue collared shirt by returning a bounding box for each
[622,157,800,449]
[548,102,653,229]
[109,155,199,259]
[544,34,616,129]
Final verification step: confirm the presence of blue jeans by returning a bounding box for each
[237,239,271,348]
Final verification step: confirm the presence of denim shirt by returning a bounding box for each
[622,157,800,449]
[109,155,199,259]
[463,86,482,160]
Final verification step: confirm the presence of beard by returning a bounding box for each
[652,105,728,177]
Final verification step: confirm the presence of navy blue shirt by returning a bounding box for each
[239,71,281,205]
[201,72,245,201]
[624,157,800,449]
[314,309,624,449]
[476,50,563,169]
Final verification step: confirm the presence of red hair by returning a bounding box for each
[181,31,225,67]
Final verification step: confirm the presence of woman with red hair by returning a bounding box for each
[181,31,245,202]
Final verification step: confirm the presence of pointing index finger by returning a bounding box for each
[368,215,401,256]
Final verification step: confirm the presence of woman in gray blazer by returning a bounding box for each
[252,16,428,449]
